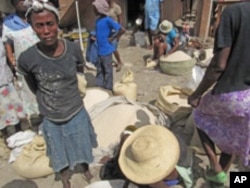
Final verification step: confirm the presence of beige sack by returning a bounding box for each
[12,136,54,179]
[83,88,110,111]
[113,82,137,101]
[159,51,196,76]
[113,71,137,101]
[155,85,190,113]
[77,73,87,97]
[121,70,134,83]
[0,138,10,160]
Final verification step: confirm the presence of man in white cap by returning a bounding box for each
[147,20,179,67]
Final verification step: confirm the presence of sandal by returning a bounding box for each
[206,171,227,184]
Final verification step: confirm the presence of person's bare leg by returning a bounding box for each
[147,29,153,49]
[113,50,123,72]
[153,39,160,60]
[219,152,235,172]
[82,163,93,183]
[197,128,222,173]
[60,167,71,188]
[158,43,167,59]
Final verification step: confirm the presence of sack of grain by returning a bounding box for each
[12,136,53,179]
[159,51,196,76]
[113,71,137,101]
[121,70,134,83]
[155,85,192,123]
[92,103,157,148]
[83,87,110,111]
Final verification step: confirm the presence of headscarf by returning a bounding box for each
[24,0,59,21]
[92,0,109,16]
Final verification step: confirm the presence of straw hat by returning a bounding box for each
[159,20,173,34]
[118,125,180,185]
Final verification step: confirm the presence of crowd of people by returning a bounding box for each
[0,0,250,188]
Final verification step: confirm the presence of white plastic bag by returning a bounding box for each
[185,66,205,91]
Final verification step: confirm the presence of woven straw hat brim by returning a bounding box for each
[159,21,173,34]
[118,125,180,185]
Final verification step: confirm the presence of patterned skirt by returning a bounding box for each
[194,89,250,166]
[15,73,39,116]
[0,83,26,130]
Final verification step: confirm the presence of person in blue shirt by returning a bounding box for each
[147,20,179,66]
[92,0,125,91]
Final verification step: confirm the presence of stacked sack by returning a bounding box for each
[113,70,137,101]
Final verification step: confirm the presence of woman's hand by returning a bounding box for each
[188,94,201,108]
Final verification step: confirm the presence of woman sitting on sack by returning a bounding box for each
[147,20,179,67]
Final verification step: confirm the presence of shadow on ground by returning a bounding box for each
[2,179,38,188]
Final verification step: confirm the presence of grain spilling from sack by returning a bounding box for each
[164,51,192,62]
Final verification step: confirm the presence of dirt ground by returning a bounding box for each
[0,33,244,188]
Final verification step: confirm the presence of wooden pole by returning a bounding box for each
[198,0,213,40]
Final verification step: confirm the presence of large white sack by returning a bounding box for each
[92,103,157,148]
[83,88,110,111]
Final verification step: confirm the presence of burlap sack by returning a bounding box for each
[12,136,54,179]
[155,85,191,112]
[113,82,137,101]
[113,71,137,101]
[155,86,192,123]
[121,70,134,83]
[77,73,87,97]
